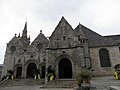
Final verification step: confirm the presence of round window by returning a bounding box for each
[10,46,16,52]
[36,43,43,50]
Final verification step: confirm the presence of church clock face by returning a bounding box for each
[10,46,16,53]
[36,43,43,50]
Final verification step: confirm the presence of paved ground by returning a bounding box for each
[0,76,120,90]
[0,86,73,90]
[0,86,39,90]
[91,76,120,90]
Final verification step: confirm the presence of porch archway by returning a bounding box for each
[26,63,37,78]
[59,58,72,79]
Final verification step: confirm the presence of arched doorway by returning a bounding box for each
[16,67,22,78]
[59,58,72,79]
[26,63,37,78]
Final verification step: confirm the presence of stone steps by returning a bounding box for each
[0,79,77,88]
[0,79,45,87]
[44,79,77,88]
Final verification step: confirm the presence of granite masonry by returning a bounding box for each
[1,17,120,79]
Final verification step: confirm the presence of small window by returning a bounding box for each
[99,48,111,67]
[63,36,66,40]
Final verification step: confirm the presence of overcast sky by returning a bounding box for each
[0,0,120,64]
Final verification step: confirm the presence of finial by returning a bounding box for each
[62,16,64,18]
[40,30,42,33]
[61,16,65,21]
[15,34,17,37]
[18,33,20,38]
[29,35,30,39]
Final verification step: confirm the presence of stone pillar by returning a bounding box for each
[83,41,91,67]
[80,47,85,67]
[22,56,26,78]
[21,65,25,78]
[45,50,48,85]
[56,64,59,79]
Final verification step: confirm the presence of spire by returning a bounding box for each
[21,21,27,40]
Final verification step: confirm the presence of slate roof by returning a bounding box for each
[105,35,120,44]
[75,25,118,47]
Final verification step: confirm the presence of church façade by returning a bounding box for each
[2,17,120,79]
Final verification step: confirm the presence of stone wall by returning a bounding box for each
[90,46,120,76]
[47,46,84,79]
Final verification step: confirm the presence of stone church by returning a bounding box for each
[2,17,120,79]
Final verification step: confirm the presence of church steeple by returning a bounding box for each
[21,21,27,40]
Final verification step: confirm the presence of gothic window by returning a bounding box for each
[10,46,16,53]
[36,43,43,50]
[99,48,111,67]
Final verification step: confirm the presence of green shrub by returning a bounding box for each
[76,66,93,86]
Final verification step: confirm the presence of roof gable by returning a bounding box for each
[31,31,49,46]
[75,24,87,39]
[8,35,20,45]
[50,16,75,40]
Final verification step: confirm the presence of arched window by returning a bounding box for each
[99,48,111,67]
